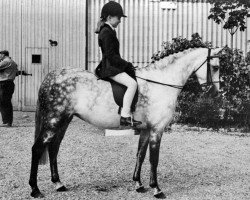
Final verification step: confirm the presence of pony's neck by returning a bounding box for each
[137,48,208,86]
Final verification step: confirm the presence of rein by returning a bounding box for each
[136,48,221,90]
[135,76,184,89]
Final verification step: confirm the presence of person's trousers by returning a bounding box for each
[0,80,15,125]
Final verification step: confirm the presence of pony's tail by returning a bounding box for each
[34,100,42,142]
[34,99,49,165]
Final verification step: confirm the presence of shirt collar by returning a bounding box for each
[105,22,115,31]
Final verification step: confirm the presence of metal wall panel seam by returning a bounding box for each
[148,0,152,63]
[93,0,98,65]
[155,2,159,52]
[171,8,174,40]
[149,0,154,59]
[144,0,149,63]
[177,2,181,37]
[162,8,166,46]
[172,9,177,40]
[166,8,170,41]
[134,0,138,63]
[188,1,192,38]
[129,0,134,61]
[68,0,72,67]
[192,2,196,34]
[246,18,249,53]
[182,1,185,37]
[138,0,143,64]
[123,0,128,60]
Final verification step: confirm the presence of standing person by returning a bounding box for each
[95,1,142,127]
[0,50,18,127]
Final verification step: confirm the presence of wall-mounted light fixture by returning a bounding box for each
[49,39,58,47]
[160,0,177,10]
[151,0,177,10]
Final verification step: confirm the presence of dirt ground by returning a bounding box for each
[0,111,249,200]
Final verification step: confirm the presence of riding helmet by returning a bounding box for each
[101,1,127,19]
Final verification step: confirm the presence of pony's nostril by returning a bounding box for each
[213,90,219,98]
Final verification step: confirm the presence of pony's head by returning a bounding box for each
[194,47,223,97]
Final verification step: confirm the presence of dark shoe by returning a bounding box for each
[120,117,142,127]
[0,123,12,127]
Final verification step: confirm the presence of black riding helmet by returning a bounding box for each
[101,1,127,19]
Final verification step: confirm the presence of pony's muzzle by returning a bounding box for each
[202,85,219,98]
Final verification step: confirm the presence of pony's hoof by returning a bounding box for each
[135,185,144,192]
[56,185,67,192]
[153,188,164,198]
[135,181,145,192]
[30,189,44,198]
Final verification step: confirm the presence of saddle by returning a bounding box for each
[95,64,138,114]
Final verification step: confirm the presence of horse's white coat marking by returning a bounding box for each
[43,131,55,143]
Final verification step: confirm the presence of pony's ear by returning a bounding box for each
[211,47,225,57]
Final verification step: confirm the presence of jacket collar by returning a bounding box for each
[105,22,115,31]
[102,23,117,36]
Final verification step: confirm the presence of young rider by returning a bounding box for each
[95,1,141,127]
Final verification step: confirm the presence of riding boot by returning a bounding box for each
[120,116,142,127]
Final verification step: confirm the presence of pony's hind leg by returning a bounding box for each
[133,129,150,192]
[29,137,47,198]
[29,110,72,198]
[48,116,73,192]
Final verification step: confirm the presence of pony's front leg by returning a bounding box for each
[133,129,150,192]
[149,130,164,197]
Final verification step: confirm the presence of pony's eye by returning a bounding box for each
[213,66,219,71]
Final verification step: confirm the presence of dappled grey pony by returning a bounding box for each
[29,47,222,198]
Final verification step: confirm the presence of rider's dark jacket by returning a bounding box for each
[96,23,134,79]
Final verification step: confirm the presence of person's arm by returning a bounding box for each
[16,70,32,76]
[0,59,10,71]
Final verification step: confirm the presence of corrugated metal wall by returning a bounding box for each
[87,0,250,72]
[0,0,22,109]
[0,0,250,110]
[0,0,86,110]
[21,0,86,110]
[21,0,86,70]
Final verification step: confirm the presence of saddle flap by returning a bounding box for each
[109,80,138,113]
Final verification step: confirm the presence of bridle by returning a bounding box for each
[136,48,221,90]
[193,48,220,91]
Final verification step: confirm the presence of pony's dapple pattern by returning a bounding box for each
[29,47,222,198]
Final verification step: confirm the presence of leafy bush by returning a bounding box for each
[218,48,250,128]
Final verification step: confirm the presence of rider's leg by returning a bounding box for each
[110,72,137,117]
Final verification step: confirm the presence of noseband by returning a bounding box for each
[194,48,221,91]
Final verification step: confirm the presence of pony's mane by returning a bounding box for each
[150,33,211,62]
[141,47,202,71]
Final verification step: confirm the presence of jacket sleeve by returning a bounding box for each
[101,30,129,70]
[0,59,11,71]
